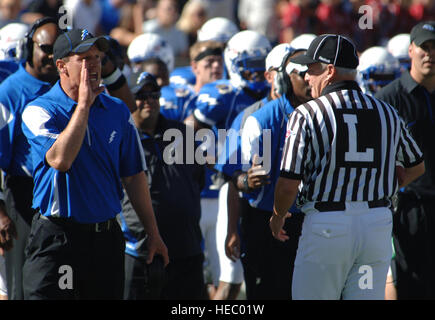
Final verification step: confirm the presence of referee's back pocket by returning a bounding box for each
[297,222,351,264]
[311,223,348,239]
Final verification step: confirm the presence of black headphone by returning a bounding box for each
[21,17,59,65]
[274,50,294,97]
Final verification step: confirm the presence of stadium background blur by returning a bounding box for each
[1,0,433,66]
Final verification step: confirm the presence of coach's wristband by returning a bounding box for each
[102,68,122,85]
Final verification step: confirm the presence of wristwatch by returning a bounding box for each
[243,174,249,192]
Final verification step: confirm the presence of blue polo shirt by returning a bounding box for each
[0,63,52,177]
[21,81,146,223]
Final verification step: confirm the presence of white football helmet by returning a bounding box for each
[387,33,410,72]
[0,23,29,61]
[290,33,316,50]
[224,30,271,92]
[197,17,239,44]
[127,33,175,72]
[357,46,401,96]
[265,43,294,71]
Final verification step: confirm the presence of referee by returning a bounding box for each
[271,34,425,300]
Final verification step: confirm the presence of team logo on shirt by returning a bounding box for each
[109,130,117,144]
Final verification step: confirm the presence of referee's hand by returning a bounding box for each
[269,212,291,242]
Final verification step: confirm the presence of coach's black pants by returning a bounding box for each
[23,214,125,300]
[3,175,36,300]
[393,192,435,299]
[124,252,206,300]
[239,200,304,300]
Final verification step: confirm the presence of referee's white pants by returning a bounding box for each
[292,202,392,300]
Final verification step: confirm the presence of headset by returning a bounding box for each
[21,17,59,65]
[274,50,294,97]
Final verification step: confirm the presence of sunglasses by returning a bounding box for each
[297,70,307,78]
[35,43,54,55]
[135,91,161,101]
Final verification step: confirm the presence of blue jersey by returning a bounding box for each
[169,66,196,86]
[0,63,52,176]
[169,65,229,87]
[194,80,267,197]
[241,95,299,213]
[193,79,265,130]
[21,82,146,223]
[160,84,196,122]
[0,60,18,83]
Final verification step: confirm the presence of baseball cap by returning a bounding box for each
[290,34,359,69]
[53,29,109,62]
[410,21,435,47]
[128,71,159,94]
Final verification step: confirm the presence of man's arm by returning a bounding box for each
[397,162,425,188]
[225,181,241,262]
[122,171,169,266]
[270,177,300,242]
[46,60,104,172]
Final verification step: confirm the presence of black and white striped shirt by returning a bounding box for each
[280,81,423,205]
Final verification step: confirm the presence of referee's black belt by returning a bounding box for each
[39,214,116,232]
[314,199,390,212]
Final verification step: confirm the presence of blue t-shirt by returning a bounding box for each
[214,97,269,179]
[21,82,146,223]
[241,95,300,212]
[0,63,52,176]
